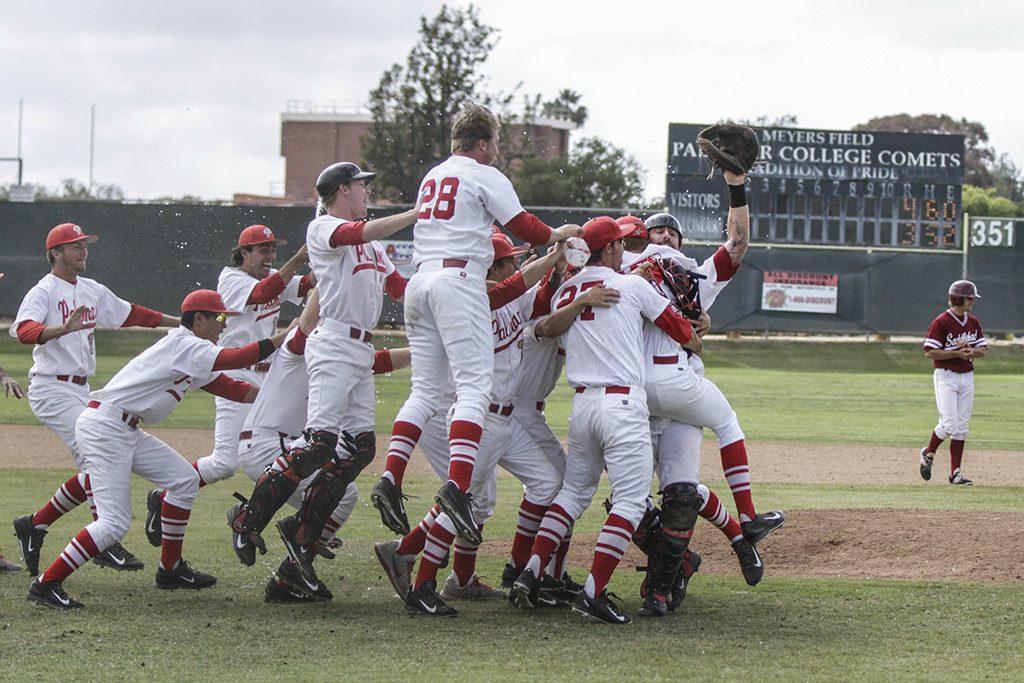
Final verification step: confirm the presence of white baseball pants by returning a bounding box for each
[933,369,974,440]
[28,376,90,468]
[511,399,567,476]
[650,417,702,487]
[645,362,744,448]
[305,319,376,436]
[195,368,263,484]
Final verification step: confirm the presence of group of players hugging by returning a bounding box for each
[9,105,783,624]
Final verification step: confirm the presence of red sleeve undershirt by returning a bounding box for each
[713,246,739,281]
[213,342,261,371]
[298,273,314,298]
[329,221,368,247]
[504,211,553,245]
[121,303,164,328]
[488,272,527,310]
[16,320,45,344]
[384,271,407,300]
[247,272,287,305]
[372,349,393,375]
[530,274,557,319]
[200,374,254,401]
[285,327,308,356]
[653,307,693,346]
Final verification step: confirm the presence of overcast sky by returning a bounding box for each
[2,1,1021,201]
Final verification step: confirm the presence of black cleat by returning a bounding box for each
[27,578,83,610]
[949,468,973,486]
[405,579,457,617]
[13,514,46,576]
[155,559,217,590]
[919,448,934,481]
[573,590,631,625]
[276,515,317,582]
[144,489,163,547]
[93,542,144,571]
[275,558,332,601]
[227,504,266,566]
[554,571,584,605]
[500,562,518,589]
[509,569,541,610]
[732,538,764,586]
[668,548,702,611]
[434,481,481,545]
[742,511,786,545]
[264,574,323,604]
[371,478,411,535]
[637,591,668,618]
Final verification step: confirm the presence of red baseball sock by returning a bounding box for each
[384,420,422,488]
[721,440,755,521]
[926,431,944,454]
[398,504,439,556]
[41,527,100,583]
[551,524,574,578]
[192,461,207,488]
[510,499,547,569]
[527,504,573,577]
[413,514,457,590]
[159,500,191,570]
[700,487,744,543]
[83,475,99,521]
[33,473,88,528]
[452,526,483,585]
[950,439,965,473]
[585,514,635,598]
[447,420,483,492]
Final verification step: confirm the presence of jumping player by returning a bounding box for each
[373,102,580,546]
[920,280,987,485]
[11,222,178,576]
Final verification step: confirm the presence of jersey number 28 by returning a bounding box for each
[418,177,460,220]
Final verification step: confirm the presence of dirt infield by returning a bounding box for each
[4,424,1022,487]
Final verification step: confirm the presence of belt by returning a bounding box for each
[86,400,139,430]
[574,385,630,395]
[349,326,373,343]
[249,362,271,373]
[442,259,468,269]
[239,429,295,442]
[489,402,514,416]
[653,355,679,365]
[535,401,546,411]
[56,375,88,386]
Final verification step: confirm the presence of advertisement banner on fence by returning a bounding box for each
[761,271,839,314]
[381,240,415,277]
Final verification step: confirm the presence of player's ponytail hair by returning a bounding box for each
[316,190,337,218]
[451,102,499,154]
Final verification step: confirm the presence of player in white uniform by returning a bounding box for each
[510,216,701,625]
[11,223,178,577]
[374,234,566,617]
[373,103,580,546]
[227,289,410,602]
[229,161,416,585]
[1,362,26,572]
[27,289,288,610]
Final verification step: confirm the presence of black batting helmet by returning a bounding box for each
[315,162,376,198]
[645,212,682,238]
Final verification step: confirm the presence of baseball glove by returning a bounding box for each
[658,258,705,321]
[696,124,760,174]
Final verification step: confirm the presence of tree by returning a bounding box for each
[722,114,799,128]
[0,178,124,201]
[962,185,1020,218]
[515,137,644,208]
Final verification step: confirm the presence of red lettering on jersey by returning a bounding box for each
[417,177,460,220]
[556,281,603,321]
[352,244,388,276]
[165,375,193,402]
[57,300,97,324]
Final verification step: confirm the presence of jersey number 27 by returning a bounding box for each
[418,177,460,220]
[555,281,603,321]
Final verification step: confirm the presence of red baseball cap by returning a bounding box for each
[582,216,634,254]
[237,224,287,248]
[180,289,240,315]
[616,215,648,240]
[46,223,99,251]
[491,233,530,261]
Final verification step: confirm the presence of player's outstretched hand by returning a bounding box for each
[62,306,97,334]
[550,224,583,243]
[579,286,619,308]
[2,374,26,399]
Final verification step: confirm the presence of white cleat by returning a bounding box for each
[374,540,415,599]
[440,572,506,600]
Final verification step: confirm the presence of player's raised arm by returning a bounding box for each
[723,170,750,266]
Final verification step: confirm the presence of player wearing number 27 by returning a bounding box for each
[919,280,987,486]
[372,103,580,546]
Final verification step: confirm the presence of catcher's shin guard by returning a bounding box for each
[293,431,375,546]
[647,483,700,598]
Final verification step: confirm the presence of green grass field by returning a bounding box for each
[1,333,1022,680]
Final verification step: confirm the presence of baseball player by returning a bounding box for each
[228,288,410,602]
[373,103,580,547]
[510,216,701,625]
[143,225,312,547]
[11,222,178,577]
[920,280,987,485]
[1,364,25,571]
[374,234,566,617]
[226,161,416,586]
[27,289,286,610]
[639,194,784,541]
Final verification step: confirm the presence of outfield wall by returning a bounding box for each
[1,201,1020,334]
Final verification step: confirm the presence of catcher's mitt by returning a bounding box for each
[696,124,760,174]
[658,258,705,321]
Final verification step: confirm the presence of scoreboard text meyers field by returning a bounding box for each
[667,124,966,250]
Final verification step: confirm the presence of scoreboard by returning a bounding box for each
[666,124,966,250]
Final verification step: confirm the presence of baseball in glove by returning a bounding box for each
[696,124,760,175]
[658,258,706,321]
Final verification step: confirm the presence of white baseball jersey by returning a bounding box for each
[243,327,308,437]
[306,215,396,329]
[511,323,564,402]
[89,327,221,425]
[412,155,525,269]
[491,286,546,403]
[216,267,304,349]
[552,266,670,388]
[11,274,132,377]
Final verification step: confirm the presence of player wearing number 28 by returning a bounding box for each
[373,103,580,548]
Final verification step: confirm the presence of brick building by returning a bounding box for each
[280,101,576,203]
